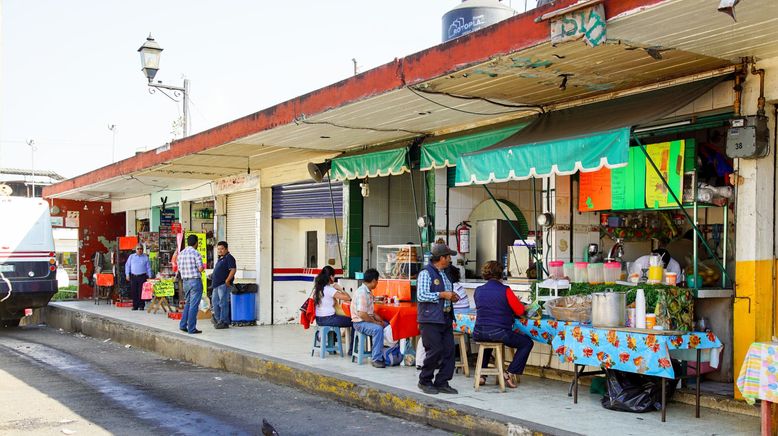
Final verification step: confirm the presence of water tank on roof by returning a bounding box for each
[442,0,516,42]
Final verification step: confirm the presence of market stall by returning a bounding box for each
[449,77,739,411]
[327,144,429,301]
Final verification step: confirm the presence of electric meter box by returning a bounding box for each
[726,115,769,159]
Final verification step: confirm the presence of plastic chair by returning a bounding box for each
[351,331,373,365]
[311,326,344,359]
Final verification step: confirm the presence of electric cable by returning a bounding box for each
[300,119,426,135]
[410,86,545,113]
[406,86,545,116]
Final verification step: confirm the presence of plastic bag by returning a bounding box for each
[403,340,416,367]
[383,325,397,347]
[414,337,425,368]
[601,369,676,413]
[199,296,210,312]
[383,343,402,366]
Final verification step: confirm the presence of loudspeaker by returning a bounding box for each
[307,161,331,182]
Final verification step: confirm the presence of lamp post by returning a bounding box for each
[137,34,190,137]
[26,139,36,197]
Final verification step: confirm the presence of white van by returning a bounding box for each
[0,197,58,327]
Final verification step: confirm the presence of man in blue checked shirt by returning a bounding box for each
[125,244,154,311]
[417,243,460,395]
[178,234,205,334]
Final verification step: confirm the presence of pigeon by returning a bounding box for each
[261,419,279,436]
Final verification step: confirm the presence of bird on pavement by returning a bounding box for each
[261,419,279,436]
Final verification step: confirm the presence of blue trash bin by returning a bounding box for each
[230,284,257,326]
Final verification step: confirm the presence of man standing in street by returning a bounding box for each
[417,243,460,395]
[178,234,205,334]
[125,244,153,311]
[211,241,236,329]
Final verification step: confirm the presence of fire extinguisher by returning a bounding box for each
[456,221,471,254]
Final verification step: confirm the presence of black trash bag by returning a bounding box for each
[601,367,677,413]
[231,283,258,294]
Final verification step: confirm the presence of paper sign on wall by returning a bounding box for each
[611,147,647,210]
[645,140,685,209]
[578,168,612,211]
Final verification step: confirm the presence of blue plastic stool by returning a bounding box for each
[311,326,344,359]
[351,331,373,365]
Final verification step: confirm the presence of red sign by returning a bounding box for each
[171,222,183,234]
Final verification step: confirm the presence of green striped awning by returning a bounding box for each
[455,128,630,186]
[420,124,527,171]
[330,147,409,181]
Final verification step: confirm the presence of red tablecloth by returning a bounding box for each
[341,302,419,340]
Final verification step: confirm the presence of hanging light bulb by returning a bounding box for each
[360,178,370,198]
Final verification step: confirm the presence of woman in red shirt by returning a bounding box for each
[473,261,534,388]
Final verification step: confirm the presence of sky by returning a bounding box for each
[1,0,538,179]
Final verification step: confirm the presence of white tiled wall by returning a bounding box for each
[362,172,426,270]
[433,168,539,275]
[553,175,601,262]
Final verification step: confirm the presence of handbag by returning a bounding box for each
[299,288,317,329]
[140,282,154,300]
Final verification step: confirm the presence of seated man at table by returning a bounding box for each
[474,261,533,389]
[350,268,387,368]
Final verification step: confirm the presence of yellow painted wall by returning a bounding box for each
[733,259,776,399]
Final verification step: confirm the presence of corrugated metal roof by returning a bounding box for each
[46,0,776,200]
[608,0,778,61]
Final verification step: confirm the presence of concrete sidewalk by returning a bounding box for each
[45,301,759,436]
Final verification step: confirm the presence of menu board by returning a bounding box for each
[578,167,612,211]
[644,140,685,209]
[611,147,647,211]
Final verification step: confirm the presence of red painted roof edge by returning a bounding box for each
[44,0,664,198]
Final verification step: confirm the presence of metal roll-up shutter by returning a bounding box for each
[227,190,258,272]
[272,180,342,219]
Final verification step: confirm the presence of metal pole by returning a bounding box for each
[109,124,117,163]
[183,79,190,137]
[26,140,35,197]
[633,134,730,286]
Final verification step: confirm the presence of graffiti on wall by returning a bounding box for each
[550,4,606,47]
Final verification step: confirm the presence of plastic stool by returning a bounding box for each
[454,332,470,377]
[311,326,344,359]
[351,331,373,365]
[473,342,506,392]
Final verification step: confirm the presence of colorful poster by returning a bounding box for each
[611,147,647,210]
[185,231,207,291]
[578,168,612,211]
[645,140,685,209]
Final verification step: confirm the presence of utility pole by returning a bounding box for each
[26,139,35,197]
[108,124,117,163]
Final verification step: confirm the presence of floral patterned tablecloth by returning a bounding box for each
[452,310,576,345]
[736,342,778,405]
[551,325,723,379]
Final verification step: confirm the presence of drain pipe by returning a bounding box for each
[733,59,748,117]
[750,63,766,117]
[773,104,777,339]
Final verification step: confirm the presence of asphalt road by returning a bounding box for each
[0,325,450,436]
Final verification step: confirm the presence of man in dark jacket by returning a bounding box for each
[416,243,460,395]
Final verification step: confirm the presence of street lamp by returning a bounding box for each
[137,34,190,137]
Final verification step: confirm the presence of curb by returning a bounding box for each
[44,305,577,436]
